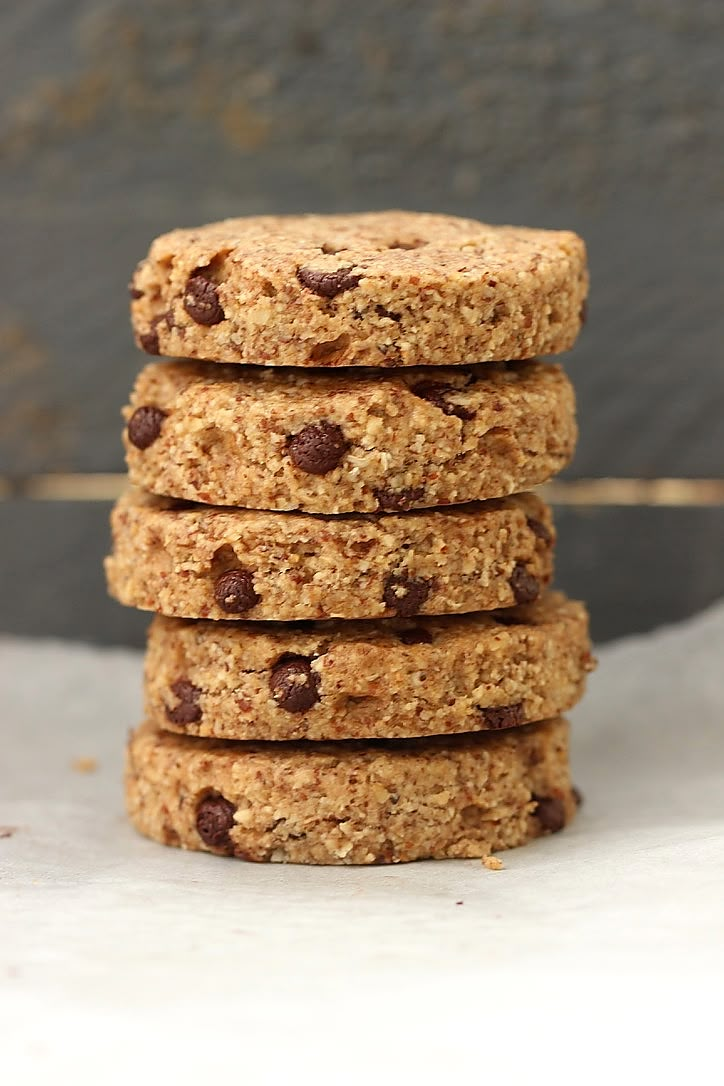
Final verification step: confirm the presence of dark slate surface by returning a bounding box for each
[2,0,723,479]
[1,2,722,642]
[2,501,724,647]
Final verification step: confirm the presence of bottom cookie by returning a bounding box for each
[126,718,576,865]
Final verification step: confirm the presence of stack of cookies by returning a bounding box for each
[106,211,594,865]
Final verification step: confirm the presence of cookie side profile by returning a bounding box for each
[124,359,576,512]
[130,211,588,368]
[105,490,555,621]
[147,593,593,741]
[126,717,576,864]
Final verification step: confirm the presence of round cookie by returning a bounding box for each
[124,359,577,513]
[105,490,555,622]
[147,592,593,741]
[130,211,588,368]
[126,717,576,864]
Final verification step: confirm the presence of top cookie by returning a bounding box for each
[130,211,588,368]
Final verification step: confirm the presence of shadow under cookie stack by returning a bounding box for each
[106,211,594,866]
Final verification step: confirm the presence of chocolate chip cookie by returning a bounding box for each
[147,592,593,741]
[126,716,576,864]
[130,211,588,368]
[124,359,576,512]
[105,489,555,622]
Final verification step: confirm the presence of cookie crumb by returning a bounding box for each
[72,756,98,774]
[0,826,17,839]
[482,855,504,871]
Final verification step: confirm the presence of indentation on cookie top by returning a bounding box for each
[478,703,525,730]
[490,300,509,325]
[509,562,540,605]
[410,380,476,420]
[296,266,362,298]
[308,334,352,362]
[382,573,433,617]
[386,238,427,249]
[183,265,225,325]
[166,679,203,725]
[127,405,167,449]
[374,486,425,512]
[269,654,321,713]
[213,569,260,614]
[287,421,349,475]
[195,791,237,850]
[374,304,401,322]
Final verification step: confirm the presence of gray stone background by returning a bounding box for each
[1,0,723,645]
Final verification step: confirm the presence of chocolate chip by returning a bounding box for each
[479,703,525,729]
[579,299,588,325]
[510,562,540,605]
[382,573,433,617]
[296,265,362,298]
[375,485,425,512]
[533,795,566,833]
[214,570,260,614]
[397,627,433,645]
[127,405,167,449]
[196,792,236,849]
[410,381,475,421]
[527,516,553,544]
[269,655,320,713]
[139,328,160,355]
[572,786,584,808]
[166,679,202,725]
[287,421,348,475]
[129,285,144,300]
[183,271,225,325]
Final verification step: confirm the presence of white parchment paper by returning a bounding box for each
[2,604,723,1083]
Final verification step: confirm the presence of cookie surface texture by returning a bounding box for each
[124,359,576,512]
[126,717,576,864]
[105,490,555,621]
[130,211,588,368]
[147,593,593,741]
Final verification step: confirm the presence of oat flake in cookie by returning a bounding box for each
[123,359,577,513]
[130,211,588,367]
[125,717,577,865]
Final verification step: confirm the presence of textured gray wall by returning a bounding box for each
[1,0,723,643]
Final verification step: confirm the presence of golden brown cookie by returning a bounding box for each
[147,592,593,741]
[105,490,554,622]
[125,717,576,864]
[130,211,588,368]
[124,359,576,512]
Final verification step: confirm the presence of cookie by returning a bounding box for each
[147,592,593,741]
[129,211,588,368]
[124,359,576,513]
[105,490,554,622]
[125,717,576,864]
